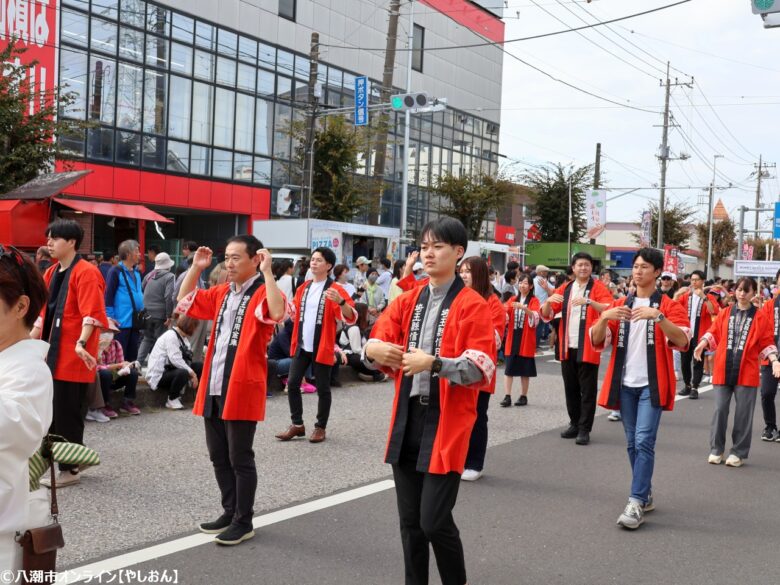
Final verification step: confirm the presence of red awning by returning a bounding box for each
[53,198,173,223]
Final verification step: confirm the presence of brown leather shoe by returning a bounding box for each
[309,427,326,443]
[275,424,305,441]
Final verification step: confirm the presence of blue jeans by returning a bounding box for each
[619,385,663,505]
[275,357,293,377]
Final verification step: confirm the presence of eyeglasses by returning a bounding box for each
[0,244,30,294]
[660,276,672,281]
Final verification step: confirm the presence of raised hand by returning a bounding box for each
[324,288,342,304]
[258,248,273,273]
[192,246,213,270]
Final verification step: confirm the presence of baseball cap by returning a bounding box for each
[355,256,369,266]
[413,262,424,272]
[661,271,677,281]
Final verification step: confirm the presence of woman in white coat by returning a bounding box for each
[0,245,54,571]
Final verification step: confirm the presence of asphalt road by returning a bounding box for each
[54,352,780,584]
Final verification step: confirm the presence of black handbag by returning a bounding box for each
[17,438,65,584]
[120,268,148,330]
[165,329,193,370]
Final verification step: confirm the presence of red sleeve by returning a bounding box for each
[451,296,497,390]
[76,267,108,328]
[335,283,358,325]
[548,284,565,314]
[397,273,426,292]
[370,290,412,347]
[706,308,728,345]
[591,280,614,306]
[708,293,721,316]
[489,295,506,335]
[663,296,691,351]
[180,286,222,321]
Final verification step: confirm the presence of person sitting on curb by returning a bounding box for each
[267,318,317,393]
[338,303,388,383]
[93,318,140,419]
[146,314,203,410]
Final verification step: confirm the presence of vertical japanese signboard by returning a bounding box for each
[0,0,60,115]
[585,188,606,239]
[639,210,652,247]
[354,76,368,126]
[663,245,679,275]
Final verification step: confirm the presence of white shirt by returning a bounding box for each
[376,269,392,297]
[340,282,357,299]
[276,274,294,301]
[623,298,651,387]
[146,329,194,390]
[689,292,702,324]
[567,281,589,349]
[0,340,53,535]
[302,279,327,352]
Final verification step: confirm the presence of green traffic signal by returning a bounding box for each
[391,96,404,110]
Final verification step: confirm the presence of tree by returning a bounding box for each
[631,201,696,249]
[0,41,85,194]
[695,217,736,272]
[743,236,780,261]
[521,163,594,243]
[290,116,369,222]
[435,173,514,240]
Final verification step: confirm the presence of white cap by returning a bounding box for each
[661,271,677,281]
[413,262,424,272]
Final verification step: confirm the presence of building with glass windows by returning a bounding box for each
[0,0,504,259]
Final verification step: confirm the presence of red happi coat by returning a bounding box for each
[759,295,780,366]
[595,295,691,412]
[702,305,776,388]
[544,278,613,364]
[180,283,281,421]
[482,294,507,394]
[289,280,357,366]
[678,290,720,344]
[371,284,496,474]
[41,260,107,383]
[504,295,541,359]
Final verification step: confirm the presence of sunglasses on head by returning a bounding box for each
[660,276,672,280]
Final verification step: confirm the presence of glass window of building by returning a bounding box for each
[253,157,271,184]
[294,55,309,81]
[89,56,116,125]
[190,145,210,175]
[195,21,217,51]
[120,0,145,27]
[191,82,214,144]
[63,0,89,9]
[257,69,274,97]
[170,42,193,76]
[115,130,140,164]
[234,153,252,181]
[61,9,89,48]
[216,57,237,87]
[58,127,85,156]
[218,30,238,56]
[276,75,293,101]
[277,50,294,76]
[116,62,143,130]
[412,24,424,72]
[255,98,273,156]
[59,48,88,119]
[146,35,168,68]
[90,18,118,54]
[119,27,144,62]
[146,5,169,36]
[167,140,190,172]
[235,94,255,153]
[87,127,114,161]
[258,43,275,69]
[143,70,168,134]
[194,50,215,82]
[237,63,256,92]
[142,135,166,168]
[212,149,232,178]
[213,88,235,148]
[238,36,257,63]
[91,0,118,20]
[168,75,192,140]
[279,0,296,21]
[273,104,291,159]
[171,13,194,43]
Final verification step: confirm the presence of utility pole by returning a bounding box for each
[399,0,415,243]
[753,155,776,237]
[656,63,693,249]
[705,154,723,280]
[370,0,402,226]
[590,142,601,245]
[305,32,320,219]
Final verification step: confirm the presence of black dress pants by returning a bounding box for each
[51,379,87,472]
[286,350,333,428]
[760,365,778,431]
[560,351,600,432]
[204,397,258,530]
[464,390,490,472]
[392,399,467,585]
[680,343,704,389]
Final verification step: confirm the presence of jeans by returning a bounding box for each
[673,349,681,373]
[619,385,663,505]
[97,368,139,402]
[535,321,549,346]
[275,357,293,378]
[115,328,142,362]
[138,317,168,365]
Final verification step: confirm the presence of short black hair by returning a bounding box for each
[570,252,593,267]
[366,267,379,277]
[147,244,161,254]
[690,270,705,280]
[504,269,518,284]
[380,257,391,269]
[183,240,198,252]
[735,277,757,293]
[632,247,663,271]
[226,235,264,257]
[420,217,468,251]
[506,260,520,272]
[313,246,336,268]
[46,218,84,249]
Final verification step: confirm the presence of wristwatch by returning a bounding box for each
[653,313,666,324]
[430,357,443,374]
[338,297,346,306]
[76,339,87,348]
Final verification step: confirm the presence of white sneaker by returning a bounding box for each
[461,469,483,481]
[674,371,680,381]
[607,412,621,422]
[725,454,743,467]
[165,397,184,410]
[86,408,110,423]
[40,470,80,489]
[616,501,644,530]
[708,453,723,465]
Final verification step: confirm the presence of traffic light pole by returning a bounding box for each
[400,0,415,245]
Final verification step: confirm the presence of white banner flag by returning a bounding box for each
[585,188,607,239]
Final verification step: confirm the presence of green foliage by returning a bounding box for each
[435,173,514,240]
[695,217,736,272]
[0,40,86,194]
[521,163,594,243]
[632,200,697,249]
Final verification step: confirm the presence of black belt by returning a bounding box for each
[412,395,430,406]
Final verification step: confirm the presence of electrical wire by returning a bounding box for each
[694,83,759,161]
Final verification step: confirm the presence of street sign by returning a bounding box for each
[774,202,780,238]
[354,76,368,126]
[734,260,780,277]
[752,0,780,14]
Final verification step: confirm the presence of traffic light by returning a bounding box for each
[390,92,430,112]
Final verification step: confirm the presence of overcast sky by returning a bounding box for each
[498,0,778,230]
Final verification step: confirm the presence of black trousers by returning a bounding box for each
[464,391,490,472]
[560,352,600,432]
[51,379,87,472]
[680,343,705,389]
[392,399,467,585]
[287,350,332,428]
[158,362,203,400]
[204,397,258,530]
[760,365,778,431]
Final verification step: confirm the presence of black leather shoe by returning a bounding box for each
[575,431,590,445]
[689,387,699,400]
[561,425,578,439]
[499,395,512,407]
[515,395,528,406]
[199,514,233,534]
[677,386,691,396]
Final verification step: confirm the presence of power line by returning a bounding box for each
[679,92,754,165]
[694,83,759,161]
[318,1,693,51]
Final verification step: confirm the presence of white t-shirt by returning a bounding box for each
[301,280,326,352]
[689,292,702,324]
[567,281,589,349]
[623,297,651,387]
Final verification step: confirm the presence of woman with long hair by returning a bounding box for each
[458,256,506,481]
[388,259,407,304]
[501,273,540,407]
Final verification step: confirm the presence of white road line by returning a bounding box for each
[56,479,396,584]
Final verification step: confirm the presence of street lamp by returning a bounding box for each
[705,154,723,280]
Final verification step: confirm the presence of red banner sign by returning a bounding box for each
[663,245,679,275]
[494,223,516,245]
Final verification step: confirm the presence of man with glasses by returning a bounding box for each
[677,270,719,399]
